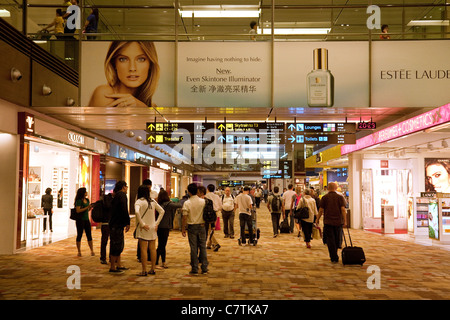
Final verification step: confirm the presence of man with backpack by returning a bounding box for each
[90,191,114,265]
[267,186,285,237]
[221,187,236,239]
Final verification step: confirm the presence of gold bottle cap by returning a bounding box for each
[313,48,328,70]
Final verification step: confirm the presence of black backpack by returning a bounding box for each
[91,200,104,223]
[203,198,217,223]
[271,195,282,212]
[91,193,113,223]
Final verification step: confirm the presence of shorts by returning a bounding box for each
[109,226,124,256]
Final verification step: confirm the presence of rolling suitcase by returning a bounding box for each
[280,218,290,233]
[341,228,366,266]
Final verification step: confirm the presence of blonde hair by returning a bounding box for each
[104,41,160,107]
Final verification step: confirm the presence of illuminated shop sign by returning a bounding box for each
[68,132,85,145]
[341,103,450,155]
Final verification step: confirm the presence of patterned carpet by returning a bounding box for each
[1,204,450,301]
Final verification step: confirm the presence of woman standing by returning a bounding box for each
[296,189,318,249]
[74,187,95,257]
[135,185,165,276]
[41,188,53,232]
[156,190,182,269]
[83,7,99,40]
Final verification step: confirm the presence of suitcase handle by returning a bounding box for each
[342,227,353,247]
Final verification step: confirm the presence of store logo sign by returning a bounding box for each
[68,132,85,145]
[25,115,35,134]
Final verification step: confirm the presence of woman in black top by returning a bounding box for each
[156,190,182,268]
[41,188,53,232]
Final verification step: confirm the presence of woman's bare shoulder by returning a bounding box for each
[88,84,115,106]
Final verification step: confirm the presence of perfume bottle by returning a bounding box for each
[307,48,334,107]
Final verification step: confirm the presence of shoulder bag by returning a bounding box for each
[133,201,150,239]
[294,198,309,220]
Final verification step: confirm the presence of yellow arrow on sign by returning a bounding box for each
[147,123,155,131]
[218,124,225,131]
[147,135,155,142]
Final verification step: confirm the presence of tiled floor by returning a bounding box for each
[1,204,450,301]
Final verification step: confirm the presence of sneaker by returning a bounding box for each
[213,244,221,252]
[100,259,108,265]
[273,234,278,238]
[201,269,209,274]
[189,271,199,276]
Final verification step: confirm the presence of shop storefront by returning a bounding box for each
[18,113,108,249]
[171,166,183,199]
[343,103,450,243]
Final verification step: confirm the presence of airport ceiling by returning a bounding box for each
[24,1,443,130]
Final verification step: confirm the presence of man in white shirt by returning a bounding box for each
[204,184,222,252]
[221,187,236,239]
[181,183,208,275]
[282,184,297,233]
[235,186,255,245]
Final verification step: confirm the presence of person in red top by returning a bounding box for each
[316,182,347,263]
[380,24,390,40]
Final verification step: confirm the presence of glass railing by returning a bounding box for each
[1,1,448,70]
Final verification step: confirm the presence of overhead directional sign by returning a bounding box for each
[146,122,215,144]
[286,123,356,134]
[262,160,292,179]
[217,122,284,132]
[286,134,356,145]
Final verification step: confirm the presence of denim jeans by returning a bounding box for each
[271,212,281,235]
[187,224,208,273]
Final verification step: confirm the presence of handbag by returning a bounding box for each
[294,198,309,220]
[312,226,322,240]
[70,207,78,220]
[133,202,150,239]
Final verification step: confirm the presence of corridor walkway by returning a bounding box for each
[1,204,450,301]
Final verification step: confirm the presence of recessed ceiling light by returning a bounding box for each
[407,20,449,26]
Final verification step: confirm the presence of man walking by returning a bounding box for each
[181,183,209,275]
[203,184,222,252]
[316,182,347,263]
[221,187,236,239]
[235,186,255,245]
[282,184,296,233]
[109,181,130,273]
[267,186,284,237]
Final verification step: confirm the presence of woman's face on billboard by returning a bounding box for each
[114,42,150,89]
[426,164,450,192]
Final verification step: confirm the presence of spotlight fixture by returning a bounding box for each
[127,131,135,138]
[10,68,22,82]
[117,129,125,133]
[66,97,75,106]
[442,140,449,148]
[42,84,52,96]
[427,142,434,150]
[415,147,421,153]
[136,136,142,142]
